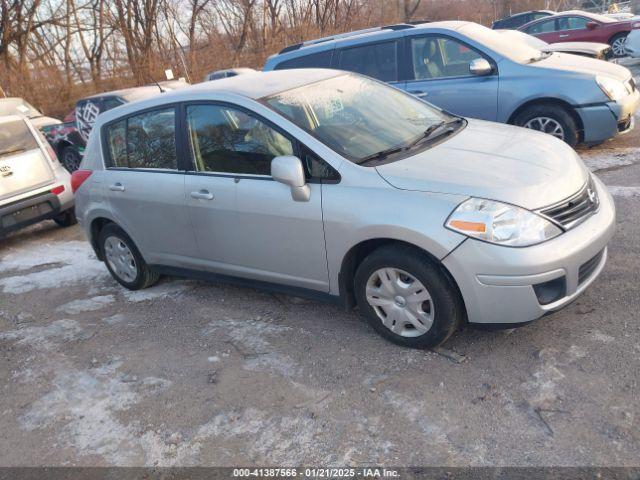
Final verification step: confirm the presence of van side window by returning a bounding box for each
[186,104,294,176]
[338,41,398,82]
[410,37,484,80]
[105,107,178,170]
[274,50,333,70]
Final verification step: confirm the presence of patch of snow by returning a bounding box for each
[608,186,640,198]
[578,148,640,172]
[207,356,219,363]
[57,295,115,314]
[103,313,126,325]
[0,241,108,294]
[122,281,192,302]
[0,319,84,350]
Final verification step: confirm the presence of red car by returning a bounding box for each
[518,10,640,57]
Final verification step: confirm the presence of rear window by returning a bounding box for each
[105,107,178,170]
[0,120,39,157]
[338,41,398,82]
[274,50,333,70]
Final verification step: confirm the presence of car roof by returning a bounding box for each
[270,21,470,59]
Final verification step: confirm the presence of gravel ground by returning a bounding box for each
[1,62,639,467]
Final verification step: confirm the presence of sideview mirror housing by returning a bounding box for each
[271,155,310,202]
[586,21,598,30]
[469,58,492,76]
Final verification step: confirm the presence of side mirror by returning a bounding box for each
[271,155,310,202]
[469,58,493,76]
[586,21,598,30]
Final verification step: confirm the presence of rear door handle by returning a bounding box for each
[559,34,569,38]
[109,183,125,192]
[190,190,214,200]
[409,90,428,98]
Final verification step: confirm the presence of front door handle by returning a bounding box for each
[190,190,214,200]
[109,183,125,192]
[409,90,428,98]
[559,34,569,38]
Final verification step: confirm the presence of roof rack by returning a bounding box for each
[277,23,415,54]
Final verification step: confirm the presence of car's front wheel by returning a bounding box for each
[609,32,628,58]
[98,223,160,290]
[354,245,464,349]
[514,104,579,147]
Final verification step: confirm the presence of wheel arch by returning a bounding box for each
[338,238,465,317]
[609,30,630,43]
[507,97,584,143]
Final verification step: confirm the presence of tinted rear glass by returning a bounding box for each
[274,50,333,70]
[0,120,38,156]
[338,41,398,82]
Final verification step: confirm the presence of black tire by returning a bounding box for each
[354,245,464,349]
[60,146,82,172]
[98,223,160,290]
[513,104,579,147]
[609,32,628,58]
[53,210,77,227]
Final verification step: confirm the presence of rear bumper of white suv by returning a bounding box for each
[442,176,615,325]
[0,191,73,237]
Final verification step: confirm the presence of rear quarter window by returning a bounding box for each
[274,50,333,70]
[0,120,39,156]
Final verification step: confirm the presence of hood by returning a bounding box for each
[531,51,631,81]
[375,119,589,210]
[543,42,610,54]
[29,116,61,129]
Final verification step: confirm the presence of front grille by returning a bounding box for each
[627,77,636,93]
[539,178,599,230]
[578,249,604,285]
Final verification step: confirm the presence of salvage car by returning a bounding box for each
[264,21,639,146]
[0,97,60,130]
[518,10,640,57]
[0,115,75,236]
[498,29,613,59]
[73,70,614,348]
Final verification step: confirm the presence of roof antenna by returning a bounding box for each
[148,73,166,93]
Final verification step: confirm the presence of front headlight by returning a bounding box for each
[445,198,562,247]
[596,75,628,102]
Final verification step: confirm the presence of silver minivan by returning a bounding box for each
[74,70,615,348]
[0,115,75,236]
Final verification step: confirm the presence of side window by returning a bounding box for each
[532,12,551,21]
[525,19,557,34]
[410,36,484,80]
[186,104,294,176]
[101,97,124,112]
[299,146,339,181]
[274,50,333,70]
[104,107,177,170]
[338,41,398,82]
[557,16,590,31]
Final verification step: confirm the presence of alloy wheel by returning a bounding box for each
[611,37,627,57]
[104,236,138,283]
[523,116,565,140]
[365,267,435,337]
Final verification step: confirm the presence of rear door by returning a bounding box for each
[334,40,403,88]
[403,34,499,120]
[102,106,199,265]
[523,17,560,43]
[0,118,54,202]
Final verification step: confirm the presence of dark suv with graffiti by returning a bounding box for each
[46,82,189,172]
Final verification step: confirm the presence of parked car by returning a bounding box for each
[264,21,639,146]
[0,115,75,236]
[518,10,640,57]
[203,68,257,82]
[498,29,613,59]
[492,10,555,30]
[45,84,187,172]
[0,97,60,130]
[73,70,615,348]
[624,27,640,56]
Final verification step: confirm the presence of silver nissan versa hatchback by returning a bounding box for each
[73,70,615,348]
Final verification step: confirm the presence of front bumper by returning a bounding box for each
[442,176,615,325]
[576,89,640,143]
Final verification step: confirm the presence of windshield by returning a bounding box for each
[264,74,451,162]
[0,120,39,156]
[0,99,42,119]
[459,23,545,63]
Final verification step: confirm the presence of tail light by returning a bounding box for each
[71,169,93,193]
[51,185,65,195]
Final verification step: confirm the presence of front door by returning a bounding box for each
[101,106,199,265]
[403,35,499,121]
[183,103,329,291]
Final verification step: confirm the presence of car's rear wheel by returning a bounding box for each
[514,104,579,147]
[609,32,628,58]
[61,146,82,172]
[98,223,159,290]
[53,210,77,228]
[354,245,464,349]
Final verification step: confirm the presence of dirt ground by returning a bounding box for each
[1,61,639,468]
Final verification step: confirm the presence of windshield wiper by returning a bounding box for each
[357,145,405,165]
[0,147,25,157]
[406,117,464,149]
